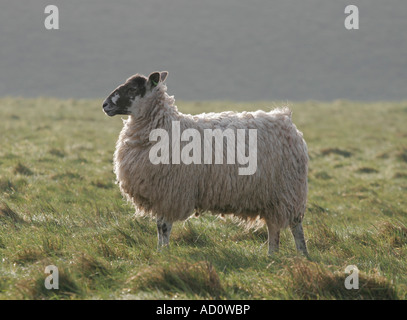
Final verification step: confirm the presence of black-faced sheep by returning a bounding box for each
[102,71,309,256]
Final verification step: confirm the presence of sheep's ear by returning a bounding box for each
[148,72,161,88]
[160,71,168,82]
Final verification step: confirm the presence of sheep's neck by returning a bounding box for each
[124,90,180,146]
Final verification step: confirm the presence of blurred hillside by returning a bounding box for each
[0,0,406,101]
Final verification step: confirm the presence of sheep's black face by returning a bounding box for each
[102,71,168,117]
[102,74,147,116]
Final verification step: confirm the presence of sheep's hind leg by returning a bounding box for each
[266,220,280,255]
[290,222,308,257]
[157,217,173,250]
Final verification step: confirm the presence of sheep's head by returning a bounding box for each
[102,71,168,117]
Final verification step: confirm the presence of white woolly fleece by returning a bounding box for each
[113,83,308,229]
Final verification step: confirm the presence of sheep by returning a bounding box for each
[102,71,309,256]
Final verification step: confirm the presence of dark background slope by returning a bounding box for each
[0,0,406,101]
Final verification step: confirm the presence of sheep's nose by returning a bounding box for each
[103,101,109,109]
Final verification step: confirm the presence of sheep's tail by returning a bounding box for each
[280,106,292,119]
[268,106,292,119]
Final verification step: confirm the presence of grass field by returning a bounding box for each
[1,97,407,300]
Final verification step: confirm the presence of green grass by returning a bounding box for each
[1,97,407,299]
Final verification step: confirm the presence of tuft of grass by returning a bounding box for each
[307,219,340,252]
[314,171,332,180]
[307,203,330,215]
[49,148,66,158]
[127,260,223,298]
[41,236,65,256]
[13,163,34,176]
[396,148,407,163]
[356,167,379,174]
[114,227,148,248]
[0,178,15,193]
[75,254,112,279]
[97,237,130,260]
[320,148,352,158]
[174,220,214,247]
[0,202,24,223]
[22,267,83,299]
[283,259,398,299]
[376,152,389,159]
[377,221,407,248]
[14,247,45,265]
[393,172,407,179]
[51,171,82,181]
[91,180,114,189]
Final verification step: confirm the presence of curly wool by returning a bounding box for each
[114,83,308,229]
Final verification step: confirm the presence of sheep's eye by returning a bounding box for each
[127,88,137,95]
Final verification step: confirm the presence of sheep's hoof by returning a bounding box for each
[157,244,170,253]
[267,249,279,256]
[301,251,311,260]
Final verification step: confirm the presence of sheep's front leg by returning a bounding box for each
[266,220,280,255]
[157,217,173,250]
